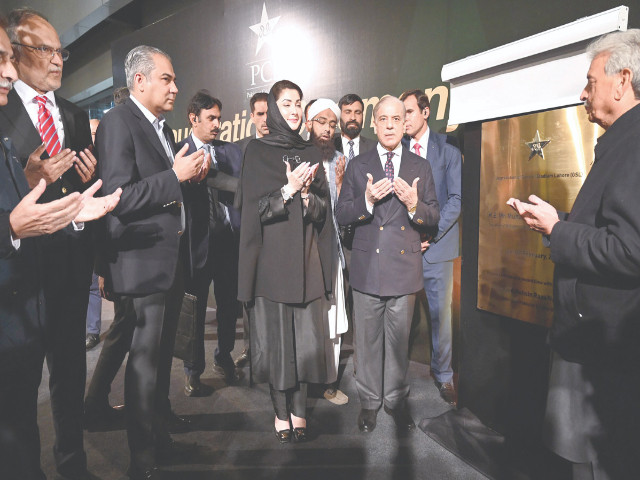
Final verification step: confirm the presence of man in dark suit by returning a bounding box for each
[179,90,242,395]
[333,93,376,160]
[235,91,268,154]
[400,90,462,406]
[234,91,268,368]
[509,29,640,479]
[0,9,100,478]
[0,19,121,479]
[336,96,439,434]
[96,45,207,479]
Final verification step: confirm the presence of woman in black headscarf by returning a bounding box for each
[238,80,334,443]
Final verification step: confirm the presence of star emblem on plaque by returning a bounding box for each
[249,3,281,55]
[525,130,551,160]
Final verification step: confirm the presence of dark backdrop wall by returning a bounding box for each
[110,0,638,438]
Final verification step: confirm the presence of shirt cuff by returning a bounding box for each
[366,200,374,214]
[72,221,85,231]
[10,232,20,250]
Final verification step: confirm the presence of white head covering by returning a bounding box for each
[307,98,340,122]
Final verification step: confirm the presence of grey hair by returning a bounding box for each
[373,95,406,120]
[587,28,640,99]
[124,45,171,90]
[6,8,48,45]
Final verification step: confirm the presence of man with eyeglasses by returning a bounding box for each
[336,96,439,435]
[0,8,98,479]
[304,98,349,406]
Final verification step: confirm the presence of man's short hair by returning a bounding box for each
[113,86,130,105]
[399,89,431,112]
[187,90,222,119]
[250,92,268,113]
[372,96,405,120]
[6,7,47,44]
[124,45,171,90]
[588,28,640,99]
[338,93,364,111]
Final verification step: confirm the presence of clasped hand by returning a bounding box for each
[285,161,319,195]
[173,144,210,183]
[365,174,419,210]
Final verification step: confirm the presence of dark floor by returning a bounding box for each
[37,302,489,480]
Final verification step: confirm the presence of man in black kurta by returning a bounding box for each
[510,29,640,479]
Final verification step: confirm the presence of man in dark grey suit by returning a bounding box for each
[96,45,207,479]
[400,90,462,406]
[509,29,640,479]
[336,96,439,434]
[179,90,242,394]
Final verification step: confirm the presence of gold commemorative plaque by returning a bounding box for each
[478,105,602,327]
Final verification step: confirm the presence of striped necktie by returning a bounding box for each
[36,95,61,156]
[348,140,355,161]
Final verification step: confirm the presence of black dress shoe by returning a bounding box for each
[384,403,416,432]
[234,348,250,368]
[274,427,292,444]
[434,381,457,406]
[184,373,201,397]
[85,333,100,350]
[166,410,191,433]
[292,427,308,442]
[213,360,239,384]
[357,408,378,433]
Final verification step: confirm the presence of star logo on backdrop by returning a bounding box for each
[525,130,551,160]
[249,3,280,55]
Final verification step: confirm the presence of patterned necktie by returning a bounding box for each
[36,95,61,156]
[348,140,355,161]
[413,143,422,157]
[384,151,394,182]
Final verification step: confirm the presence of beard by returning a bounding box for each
[340,119,362,139]
[310,131,336,161]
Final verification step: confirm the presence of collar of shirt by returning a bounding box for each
[13,80,65,147]
[14,79,57,109]
[342,134,360,154]
[130,94,164,128]
[191,134,217,167]
[409,126,430,158]
[376,142,403,173]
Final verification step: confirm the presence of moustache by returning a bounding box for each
[0,79,13,89]
[212,129,220,135]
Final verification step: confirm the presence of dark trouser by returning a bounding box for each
[184,227,239,375]
[85,295,136,406]
[125,259,184,471]
[352,290,416,410]
[0,350,46,480]
[270,383,308,420]
[45,284,90,475]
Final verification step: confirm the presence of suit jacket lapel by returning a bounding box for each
[1,136,30,198]
[126,99,173,168]
[56,94,73,149]
[1,89,42,164]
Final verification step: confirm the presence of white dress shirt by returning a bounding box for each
[14,80,66,148]
[341,134,362,158]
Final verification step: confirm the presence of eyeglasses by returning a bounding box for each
[12,42,70,61]
[312,118,337,129]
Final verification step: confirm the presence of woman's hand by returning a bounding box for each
[301,163,319,195]
[285,161,311,194]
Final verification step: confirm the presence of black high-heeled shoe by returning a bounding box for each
[274,427,292,444]
[292,427,307,442]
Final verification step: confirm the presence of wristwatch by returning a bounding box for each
[408,203,417,214]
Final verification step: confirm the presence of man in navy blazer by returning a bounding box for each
[400,90,462,405]
[178,90,243,396]
[336,96,439,434]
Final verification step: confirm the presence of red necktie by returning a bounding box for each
[36,95,62,157]
[413,143,422,156]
